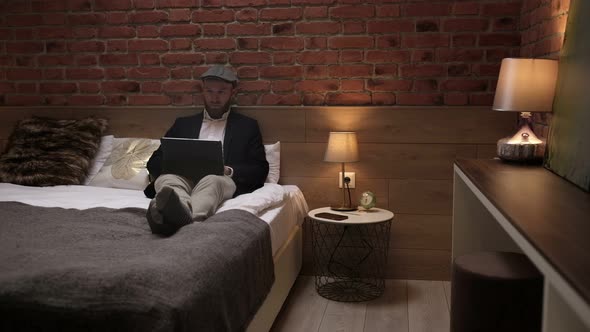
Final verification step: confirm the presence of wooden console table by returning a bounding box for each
[453,159,590,332]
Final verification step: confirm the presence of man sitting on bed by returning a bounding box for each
[144,65,269,235]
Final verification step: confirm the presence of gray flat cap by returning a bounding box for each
[200,65,238,83]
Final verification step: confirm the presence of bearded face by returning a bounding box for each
[202,78,236,119]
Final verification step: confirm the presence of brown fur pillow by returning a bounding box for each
[0,117,108,186]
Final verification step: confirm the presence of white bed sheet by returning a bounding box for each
[0,182,308,255]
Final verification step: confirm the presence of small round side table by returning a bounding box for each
[308,207,394,302]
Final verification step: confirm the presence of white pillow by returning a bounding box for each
[88,138,160,190]
[84,135,114,185]
[264,142,280,184]
[88,138,279,188]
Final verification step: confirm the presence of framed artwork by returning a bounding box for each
[545,0,590,192]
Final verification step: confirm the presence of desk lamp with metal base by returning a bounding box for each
[493,58,558,163]
[324,132,359,211]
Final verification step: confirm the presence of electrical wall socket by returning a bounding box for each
[338,172,356,188]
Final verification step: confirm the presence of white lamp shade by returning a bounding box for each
[492,58,558,113]
[324,132,359,163]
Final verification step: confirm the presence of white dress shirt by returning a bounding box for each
[199,109,233,176]
[199,109,229,144]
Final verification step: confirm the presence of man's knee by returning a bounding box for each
[196,174,226,189]
[155,173,179,184]
[198,174,220,184]
[195,175,236,195]
[155,174,190,191]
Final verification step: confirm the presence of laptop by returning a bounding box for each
[160,137,224,182]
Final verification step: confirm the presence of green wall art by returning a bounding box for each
[545,0,590,192]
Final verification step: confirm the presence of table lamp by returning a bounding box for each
[492,58,558,162]
[324,131,359,211]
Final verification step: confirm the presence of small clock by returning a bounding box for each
[359,191,376,210]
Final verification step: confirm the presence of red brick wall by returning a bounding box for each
[520,0,569,138]
[0,0,524,107]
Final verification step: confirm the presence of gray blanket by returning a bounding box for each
[0,202,274,332]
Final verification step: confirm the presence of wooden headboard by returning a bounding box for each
[0,105,515,280]
[0,106,303,144]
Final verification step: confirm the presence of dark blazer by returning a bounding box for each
[144,111,269,198]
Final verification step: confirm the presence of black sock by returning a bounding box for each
[157,187,193,228]
[146,199,178,236]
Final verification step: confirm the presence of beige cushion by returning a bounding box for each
[88,138,160,190]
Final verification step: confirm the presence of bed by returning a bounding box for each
[0,113,308,332]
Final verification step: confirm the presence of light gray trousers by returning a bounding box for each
[154,174,236,222]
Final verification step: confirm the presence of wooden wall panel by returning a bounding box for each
[282,177,390,211]
[388,179,453,215]
[305,107,516,144]
[281,142,477,184]
[301,239,314,276]
[386,249,451,280]
[238,107,306,143]
[390,214,452,250]
[0,105,513,280]
[476,144,499,159]
[359,143,478,180]
[280,143,331,178]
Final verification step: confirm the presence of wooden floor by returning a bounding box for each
[271,276,451,332]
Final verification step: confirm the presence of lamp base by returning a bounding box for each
[330,205,358,212]
[497,137,545,163]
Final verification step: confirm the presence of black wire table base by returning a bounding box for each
[311,220,392,302]
[316,278,384,302]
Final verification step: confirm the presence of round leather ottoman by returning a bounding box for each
[450,251,543,332]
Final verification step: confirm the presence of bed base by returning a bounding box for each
[246,224,302,332]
